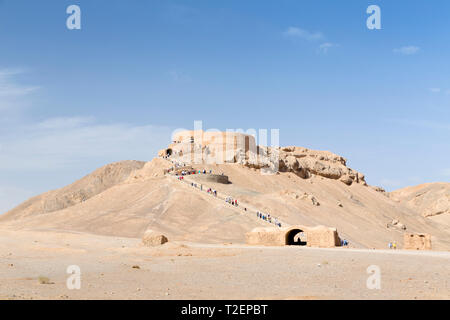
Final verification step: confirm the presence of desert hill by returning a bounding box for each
[1,131,449,250]
[2,160,145,220]
[390,183,450,236]
[390,183,450,218]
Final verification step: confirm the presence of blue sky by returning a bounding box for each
[0,0,449,212]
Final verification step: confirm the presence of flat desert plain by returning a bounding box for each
[0,227,448,300]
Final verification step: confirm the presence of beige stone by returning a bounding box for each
[403,233,431,250]
[390,183,450,218]
[142,230,168,247]
[245,225,340,248]
[159,130,367,186]
[306,226,341,248]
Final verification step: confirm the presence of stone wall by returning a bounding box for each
[306,226,340,248]
[192,174,230,184]
[403,233,432,250]
[246,225,340,248]
[245,228,286,246]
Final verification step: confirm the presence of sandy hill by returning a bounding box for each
[1,132,449,250]
[390,183,450,236]
[390,183,450,218]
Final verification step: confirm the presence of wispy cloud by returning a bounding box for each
[0,116,174,212]
[0,117,173,171]
[317,42,339,54]
[442,168,450,177]
[168,69,191,82]
[0,68,39,110]
[283,27,324,41]
[37,116,95,129]
[393,46,420,55]
[429,88,441,93]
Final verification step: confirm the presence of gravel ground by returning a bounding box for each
[0,228,449,300]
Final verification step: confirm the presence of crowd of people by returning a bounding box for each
[173,168,285,229]
[207,188,218,197]
[256,211,282,227]
[225,197,239,206]
[179,170,196,176]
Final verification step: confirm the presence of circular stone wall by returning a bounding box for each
[192,174,229,184]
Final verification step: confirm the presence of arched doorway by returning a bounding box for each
[166,148,173,156]
[286,229,307,246]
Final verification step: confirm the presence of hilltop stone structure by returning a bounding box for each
[159,130,259,165]
[159,130,367,185]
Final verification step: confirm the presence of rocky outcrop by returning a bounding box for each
[161,131,367,186]
[277,147,366,186]
[142,230,169,247]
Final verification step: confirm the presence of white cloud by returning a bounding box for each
[393,46,420,55]
[0,117,173,171]
[0,68,39,110]
[429,88,441,93]
[0,117,175,213]
[37,116,95,129]
[317,42,339,54]
[283,27,324,41]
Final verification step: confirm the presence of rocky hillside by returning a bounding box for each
[276,146,367,186]
[390,183,450,218]
[2,160,145,220]
[1,134,449,249]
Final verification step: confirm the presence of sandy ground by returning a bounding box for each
[0,227,448,300]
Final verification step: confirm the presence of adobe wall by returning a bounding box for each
[403,233,432,250]
[306,226,340,248]
[246,225,340,248]
[245,228,286,246]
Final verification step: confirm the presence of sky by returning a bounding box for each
[0,0,449,213]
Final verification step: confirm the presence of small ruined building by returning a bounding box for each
[246,225,340,248]
[403,233,432,250]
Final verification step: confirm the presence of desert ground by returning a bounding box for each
[0,227,449,300]
[1,132,449,300]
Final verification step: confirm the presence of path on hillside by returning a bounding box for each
[164,160,362,248]
[167,172,290,229]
